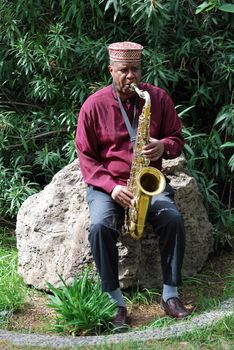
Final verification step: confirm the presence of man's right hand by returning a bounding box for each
[111,185,134,208]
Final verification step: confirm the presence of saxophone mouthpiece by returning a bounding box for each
[130,83,137,92]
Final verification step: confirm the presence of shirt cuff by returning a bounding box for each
[161,139,173,158]
[102,181,118,194]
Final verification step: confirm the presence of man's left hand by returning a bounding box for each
[142,137,164,161]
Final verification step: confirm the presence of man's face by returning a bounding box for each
[108,61,141,99]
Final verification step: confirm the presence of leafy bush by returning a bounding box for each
[180,105,234,246]
[0,0,233,245]
[47,268,117,335]
[0,158,40,217]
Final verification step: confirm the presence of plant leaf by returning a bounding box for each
[218,4,234,13]
[220,142,234,149]
[195,1,209,14]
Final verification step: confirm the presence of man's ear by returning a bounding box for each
[108,64,113,75]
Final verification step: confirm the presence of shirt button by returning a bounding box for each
[167,150,170,155]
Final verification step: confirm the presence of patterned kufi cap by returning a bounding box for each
[108,41,144,62]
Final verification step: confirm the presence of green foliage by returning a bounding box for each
[0,229,27,316]
[148,316,175,329]
[176,315,234,347]
[179,102,233,246]
[196,1,234,14]
[0,0,233,246]
[223,271,234,299]
[124,284,160,305]
[0,252,26,313]
[0,158,40,217]
[47,268,117,335]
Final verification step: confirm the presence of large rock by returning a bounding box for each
[16,157,214,290]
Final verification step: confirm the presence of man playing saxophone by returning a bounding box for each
[76,41,190,327]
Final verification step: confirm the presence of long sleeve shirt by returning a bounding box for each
[76,83,185,194]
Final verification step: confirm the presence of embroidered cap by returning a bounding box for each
[108,41,144,62]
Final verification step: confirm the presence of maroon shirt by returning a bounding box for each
[76,83,185,194]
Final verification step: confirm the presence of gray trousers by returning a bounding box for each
[87,183,185,292]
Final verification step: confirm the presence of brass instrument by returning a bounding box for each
[124,83,166,240]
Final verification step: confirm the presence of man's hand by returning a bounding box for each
[111,185,134,208]
[142,137,164,161]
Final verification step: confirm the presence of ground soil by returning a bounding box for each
[3,248,234,335]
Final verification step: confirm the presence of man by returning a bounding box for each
[76,41,190,327]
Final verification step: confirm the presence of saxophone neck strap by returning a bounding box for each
[116,94,138,146]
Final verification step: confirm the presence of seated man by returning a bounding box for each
[76,41,190,327]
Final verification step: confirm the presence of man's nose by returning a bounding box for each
[126,70,135,79]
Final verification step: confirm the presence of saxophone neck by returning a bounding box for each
[130,83,151,106]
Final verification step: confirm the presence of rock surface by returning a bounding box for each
[16,157,214,290]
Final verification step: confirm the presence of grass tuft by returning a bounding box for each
[124,284,160,306]
[47,268,117,335]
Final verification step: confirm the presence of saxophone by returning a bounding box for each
[124,83,166,240]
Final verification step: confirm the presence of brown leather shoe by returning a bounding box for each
[160,297,191,319]
[112,306,128,328]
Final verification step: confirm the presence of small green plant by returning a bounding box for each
[47,268,117,335]
[124,284,160,305]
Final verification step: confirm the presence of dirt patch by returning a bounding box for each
[3,248,234,335]
[5,294,56,334]
[128,303,165,328]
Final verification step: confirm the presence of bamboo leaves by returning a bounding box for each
[196,1,234,14]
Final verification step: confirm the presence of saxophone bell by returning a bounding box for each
[129,167,166,240]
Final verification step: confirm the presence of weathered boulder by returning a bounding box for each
[16,157,214,290]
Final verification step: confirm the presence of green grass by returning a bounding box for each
[175,314,234,347]
[0,228,28,320]
[67,314,234,350]
[182,263,234,314]
[123,284,160,305]
[223,272,234,299]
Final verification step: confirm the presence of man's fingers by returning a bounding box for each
[119,191,132,208]
[111,185,134,208]
[121,187,134,199]
[142,139,164,160]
